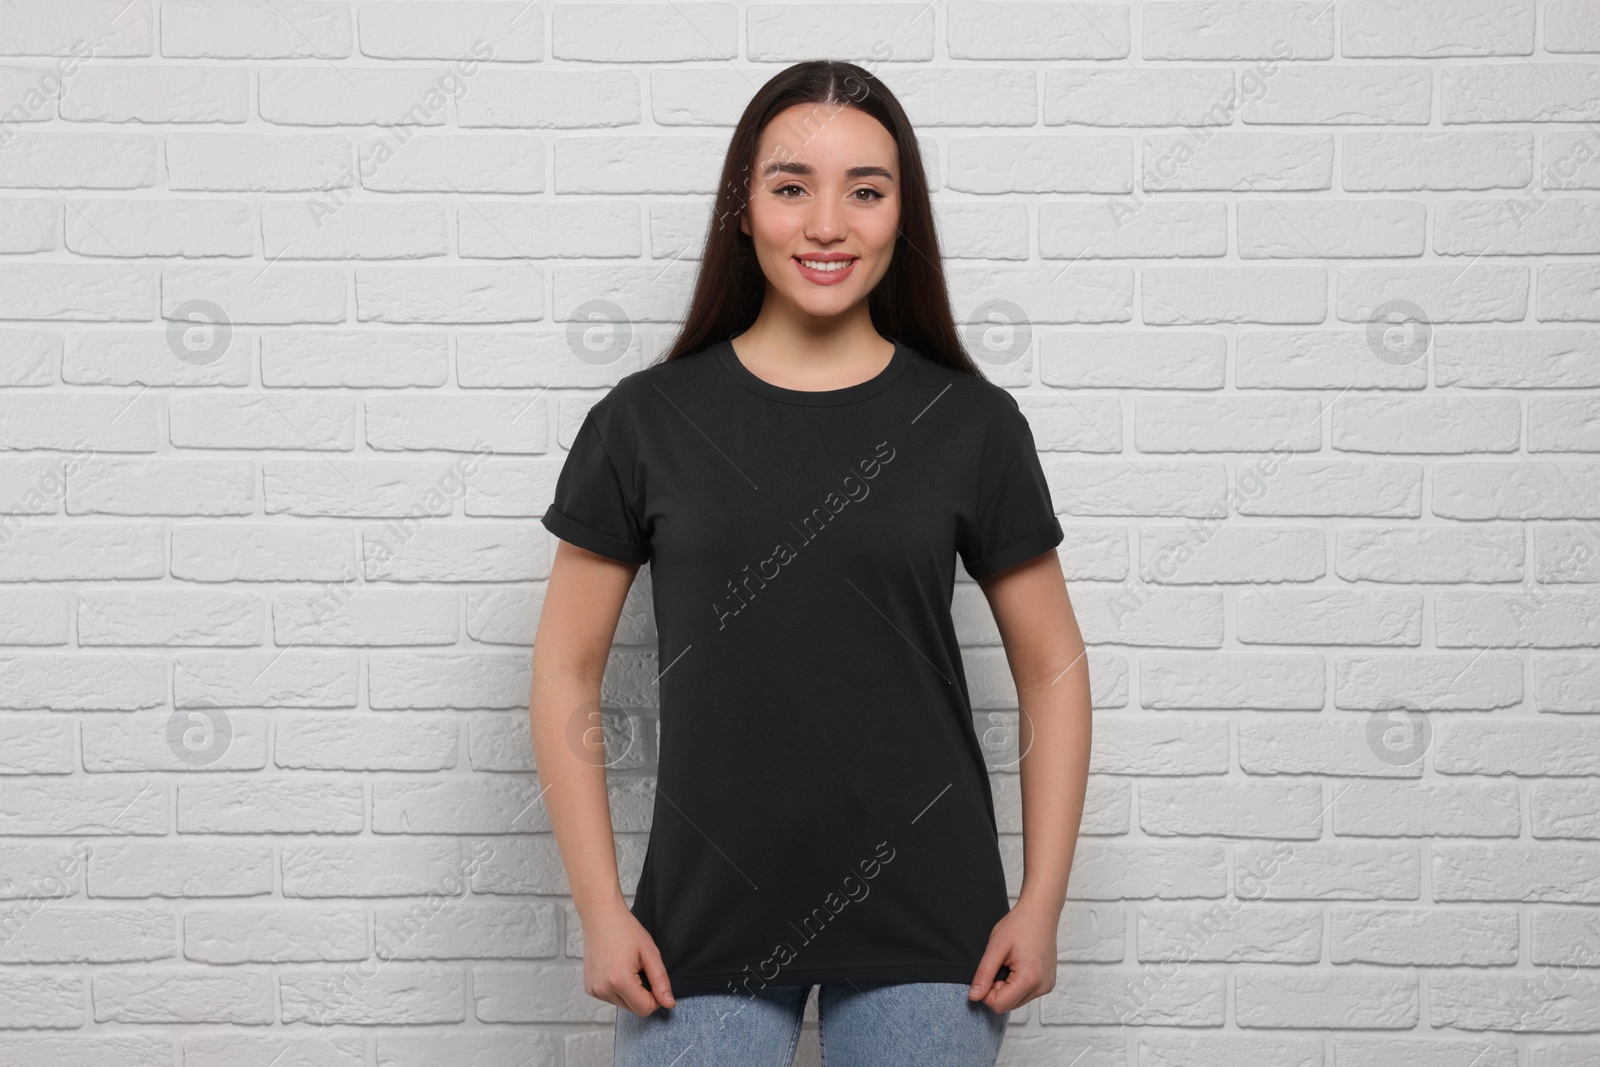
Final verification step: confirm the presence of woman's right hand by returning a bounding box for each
[580,898,678,1017]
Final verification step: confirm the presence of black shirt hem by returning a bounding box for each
[658,962,990,998]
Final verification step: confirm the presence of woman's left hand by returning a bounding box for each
[967,895,1060,1013]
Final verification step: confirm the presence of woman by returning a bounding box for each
[529,59,1091,1067]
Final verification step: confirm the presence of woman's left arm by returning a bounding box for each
[966,546,1092,1014]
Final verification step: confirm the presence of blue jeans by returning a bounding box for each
[613,981,1009,1066]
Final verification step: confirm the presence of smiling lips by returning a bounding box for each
[794,253,858,285]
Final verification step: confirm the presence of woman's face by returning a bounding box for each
[740,102,901,321]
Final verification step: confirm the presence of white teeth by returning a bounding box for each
[799,259,852,272]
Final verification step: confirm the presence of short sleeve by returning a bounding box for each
[541,411,650,565]
[958,411,1063,580]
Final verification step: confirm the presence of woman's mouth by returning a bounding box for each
[794,255,858,285]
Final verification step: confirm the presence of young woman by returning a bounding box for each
[529,59,1091,1067]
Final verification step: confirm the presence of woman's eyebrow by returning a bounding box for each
[761,160,895,181]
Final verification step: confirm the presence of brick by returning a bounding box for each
[1340,264,1530,323]
[1049,461,1228,518]
[281,838,471,897]
[1434,844,1600,902]
[1141,780,1325,838]
[1236,842,1420,900]
[88,841,273,897]
[1332,397,1520,453]
[1239,200,1426,258]
[1342,1,1534,57]
[360,1,542,61]
[1142,266,1326,324]
[1333,781,1520,836]
[1142,133,1333,191]
[185,905,367,963]
[174,650,360,708]
[275,715,459,771]
[1092,717,1230,776]
[1138,902,1320,962]
[162,1,351,59]
[169,395,357,450]
[472,963,609,1023]
[0,716,74,773]
[554,4,729,61]
[163,264,347,323]
[184,1034,363,1067]
[1142,2,1332,60]
[1532,782,1600,839]
[166,132,351,192]
[372,777,549,834]
[1335,653,1522,710]
[372,900,559,959]
[1239,589,1423,646]
[1537,655,1600,712]
[1436,589,1600,648]
[1529,396,1600,451]
[1343,131,1532,190]
[63,329,252,386]
[0,780,167,835]
[1444,64,1600,123]
[177,778,365,834]
[0,1036,172,1067]
[1239,718,1422,778]
[172,523,356,582]
[1546,1,1600,52]
[0,973,83,1027]
[1335,525,1524,583]
[1228,460,1420,518]
[77,588,264,646]
[1432,972,1600,1030]
[368,651,532,709]
[1036,331,1222,390]
[66,459,254,515]
[1436,200,1600,256]
[1434,720,1600,776]
[260,330,449,387]
[1433,331,1600,390]
[63,198,252,254]
[1236,969,1418,1028]
[1235,331,1425,389]
[0,906,176,963]
[1038,966,1224,1025]
[279,965,468,1025]
[1331,908,1516,966]
[1434,462,1600,517]
[1135,397,1321,452]
[272,588,459,646]
[949,3,1129,60]
[0,652,166,709]
[1242,66,1432,124]
[1143,653,1324,709]
[93,970,273,1023]
[947,136,1132,194]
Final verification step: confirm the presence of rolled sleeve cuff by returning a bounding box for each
[964,519,1064,580]
[541,505,650,565]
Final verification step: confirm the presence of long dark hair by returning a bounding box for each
[655,59,981,377]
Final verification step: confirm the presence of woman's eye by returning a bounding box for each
[852,187,885,202]
[776,183,806,197]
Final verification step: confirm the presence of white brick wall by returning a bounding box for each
[1,1,1598,1064]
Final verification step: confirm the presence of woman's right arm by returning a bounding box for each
[529,538,677,1016]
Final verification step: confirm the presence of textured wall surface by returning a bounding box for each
[2,1,1600,1064]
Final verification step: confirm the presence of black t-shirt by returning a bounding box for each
[541,335,1064,997]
